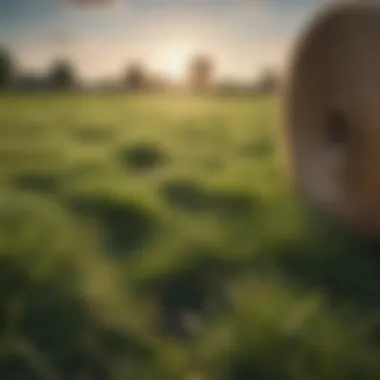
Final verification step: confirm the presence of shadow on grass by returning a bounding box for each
[118,143,168,173]
[12,172,60,194]
[210,190,254,218]
[136,247,235,339]
[160,179,255,218]
[0,193,156,380]
[160,180,209,213]
[68,195,156,258]
[270,209,380,314]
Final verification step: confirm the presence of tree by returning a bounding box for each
[48,60,77,90]
[0,47,14,90]
[124,63,147,92]
[188,55,214,93]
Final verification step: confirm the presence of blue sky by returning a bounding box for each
[0,0,329,81]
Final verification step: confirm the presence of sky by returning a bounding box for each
[0,0,333,82]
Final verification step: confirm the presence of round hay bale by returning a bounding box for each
[284,0,380,237]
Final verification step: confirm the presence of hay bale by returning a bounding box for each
[285,0,380,237]
[12,172,60,194]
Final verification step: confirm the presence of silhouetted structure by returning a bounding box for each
[124,63,147,92]
[188,55,214,94]
[0,47,14,90]
[48,60,77,90]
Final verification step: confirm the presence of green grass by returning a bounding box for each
[0,93,380,379]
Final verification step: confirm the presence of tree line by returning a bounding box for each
[0,47,280,95]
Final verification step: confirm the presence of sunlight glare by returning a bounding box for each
[155,44,194,82]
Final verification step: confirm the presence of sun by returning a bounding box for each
[165,53,187,80]
[154,44,194,81]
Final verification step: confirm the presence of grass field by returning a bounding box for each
[1,93,380,379]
